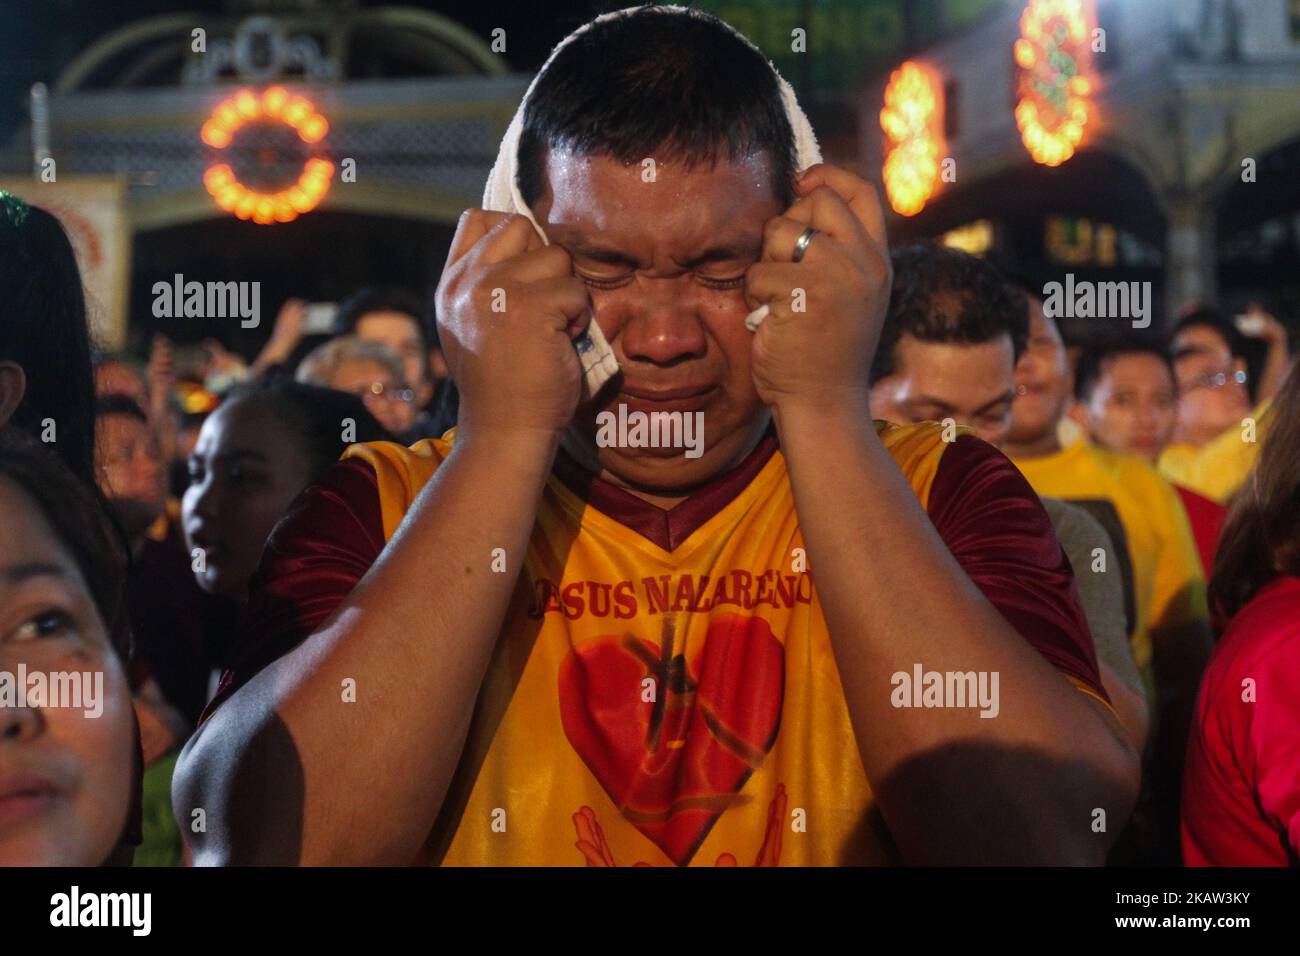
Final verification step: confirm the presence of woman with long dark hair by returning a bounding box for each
[0,192,99,491]
[1182,354,1300,865]
[2,193,146,865]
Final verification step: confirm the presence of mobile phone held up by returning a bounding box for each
[1234,313,1267,337]
[303,302,338,335]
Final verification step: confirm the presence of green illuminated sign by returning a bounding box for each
[696,0,1002,92]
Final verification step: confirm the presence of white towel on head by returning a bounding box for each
[480,4,824,396]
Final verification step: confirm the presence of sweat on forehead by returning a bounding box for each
[525,138,790,231]
[535,151,781,265]
[540,147,778,212]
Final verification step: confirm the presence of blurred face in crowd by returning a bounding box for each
[870,333,1017,447]
[533,150,785,492]
[94,361,148,405]
[1171,324,1251,447]
[328,357,415,436]
[0,479,134,866]
[355,312,432,408]
[1008,297,1072,447]
[1074,353,1177,463]
[182,398,314,600]
[95,412,167,539]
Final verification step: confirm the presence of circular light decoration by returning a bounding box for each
[880,61,944,217]
[1014,0,1096,168]
[201,86,333,224]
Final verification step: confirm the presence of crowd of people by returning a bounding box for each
[1,5,1297,868]
[1,206,443,862]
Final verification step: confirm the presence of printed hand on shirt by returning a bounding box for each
[572,784,788,867]
[745,164,891,415]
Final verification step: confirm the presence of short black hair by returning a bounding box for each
[872,243,1027,384]
[516,5,797,210]
[219,376,395,478]
[1172,306,1247,360]
[1074,339,1174,402]
[334,286,426,340]
[94,393,148,425]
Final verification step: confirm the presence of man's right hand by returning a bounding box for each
[435,210,592,439]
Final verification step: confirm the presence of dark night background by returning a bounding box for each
[0,0,987,356]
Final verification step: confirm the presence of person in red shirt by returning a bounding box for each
[1183,355,1300,865]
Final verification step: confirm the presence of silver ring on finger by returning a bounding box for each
[792,226,818,263]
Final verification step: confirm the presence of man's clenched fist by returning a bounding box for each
[435,210,594,439]
[744,164,892,415]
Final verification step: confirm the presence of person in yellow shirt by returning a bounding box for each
[868,244,1148,752]
[172,7,1137,866]
[1159,306,1286,503]
[1068,340,1228,578]
[1004,291,1212,863]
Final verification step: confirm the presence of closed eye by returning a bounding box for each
[695,274,746,290]
[579,273,634,291]
[581,272,747,291]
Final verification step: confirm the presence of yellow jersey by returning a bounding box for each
[1158,400,1271,505]
[1011,440,1208,690]
[215,423,1107,865]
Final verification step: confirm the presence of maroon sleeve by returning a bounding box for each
[926,435,1107,701]
[202,457,386,719]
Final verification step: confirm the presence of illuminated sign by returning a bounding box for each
[201,86,333,224]
[942,220,994,256]
[880,61,944,217]
[1046,216,1118,267]
[1014,0,1096,167]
